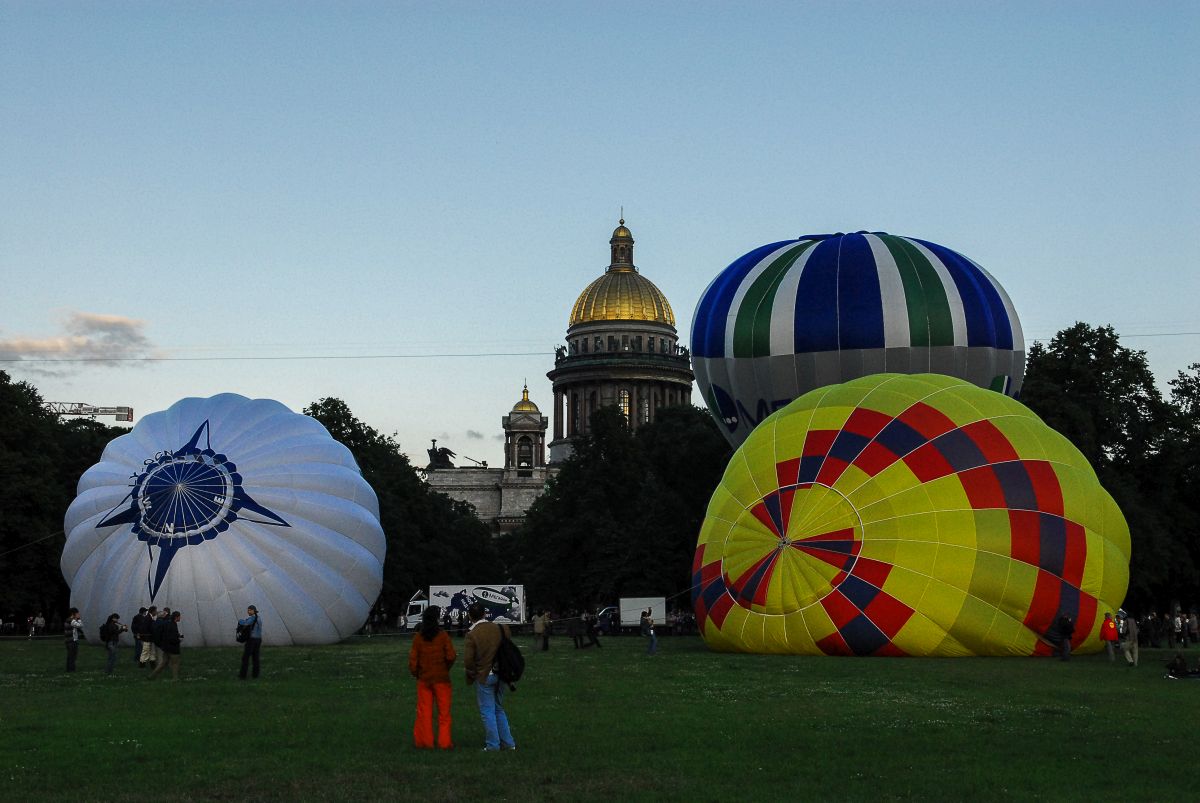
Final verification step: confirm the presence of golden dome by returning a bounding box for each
[612,219,632,240]
[569,269,676,327]
[512,385,539,412]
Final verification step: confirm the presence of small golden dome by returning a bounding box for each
[512,385,539,412]
[612,219,632,240]
[569,270,676,327]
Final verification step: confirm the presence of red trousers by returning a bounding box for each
[414,681,453,749]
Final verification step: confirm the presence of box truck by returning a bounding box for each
[404,585,525,628]
[597,597,667,633]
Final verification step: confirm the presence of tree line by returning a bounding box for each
[0,321,1195,624]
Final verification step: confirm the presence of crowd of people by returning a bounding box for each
[54,603,264,681]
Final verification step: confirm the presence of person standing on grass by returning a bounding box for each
[99,613,125,674]
[585,609,602,648]
[641,608,657,655]
[1100,612,1119,661]
[138,606,157,667]
[1119,611,1139,667]
[149,611,183,680]
[130,607,147,666]
[238,605,263,680]
[1055,613,1074,661]
[409,606,456,749]
[532,609,548,652]
[64,608,84,672]
[463,602,516,751]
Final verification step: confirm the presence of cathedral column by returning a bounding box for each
[553,390,563,440]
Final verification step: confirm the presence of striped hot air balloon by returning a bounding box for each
[692,374,1129,657]
[691,232,1025,447]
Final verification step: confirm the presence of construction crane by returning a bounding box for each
[44,402,134,422]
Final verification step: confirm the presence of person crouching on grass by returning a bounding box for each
[409,605,456,749]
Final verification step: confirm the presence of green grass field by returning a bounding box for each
[2,633,1197,802]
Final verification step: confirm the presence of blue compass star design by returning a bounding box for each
[98,419,289,601]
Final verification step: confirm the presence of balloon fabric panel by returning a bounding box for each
[62,394,386,646]
[691,232,1027,448]
[693,374,1129,657]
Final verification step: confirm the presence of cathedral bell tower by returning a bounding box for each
[502,384,548,478]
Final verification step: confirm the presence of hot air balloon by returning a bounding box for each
[691,232,1025,447]
[62,394,386,646]
[692,374,1128,657]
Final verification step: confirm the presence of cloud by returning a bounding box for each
[0,311,159,373]
[466,429,485,440]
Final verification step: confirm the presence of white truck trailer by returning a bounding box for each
[615,597,667,632]
[404,585,526,629]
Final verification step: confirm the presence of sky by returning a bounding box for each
[2,1,1197,468]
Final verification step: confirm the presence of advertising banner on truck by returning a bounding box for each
[429,585,525,624]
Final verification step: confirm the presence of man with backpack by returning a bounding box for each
[463,602,517,751]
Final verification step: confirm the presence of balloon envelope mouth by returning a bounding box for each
[725,481,863,614]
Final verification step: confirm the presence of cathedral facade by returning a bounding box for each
[425,219,693,531]
[547,220,694,461]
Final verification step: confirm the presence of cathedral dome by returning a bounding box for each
[569,271,676,327]
[569,220,676,327]
[511,385,540,412]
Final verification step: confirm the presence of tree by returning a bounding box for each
[1022,327,1196,610]
[303,398,500,615]
[0,372,124,622]
[1021,323,1167,470]
[505,405,730,610]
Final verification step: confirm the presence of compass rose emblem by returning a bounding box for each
[97,419,289,600]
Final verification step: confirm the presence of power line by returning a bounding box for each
[0,350,551,364]
[0,531,63,559]
[0,330,1195,365]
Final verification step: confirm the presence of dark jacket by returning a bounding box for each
[160,621,182,655]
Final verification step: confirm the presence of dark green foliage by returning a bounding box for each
[506,405,730,609]
[1022,327,1199,610]
[0,371,124,620]
[303,398,500,612]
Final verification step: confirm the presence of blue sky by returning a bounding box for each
[2,1,1196,467]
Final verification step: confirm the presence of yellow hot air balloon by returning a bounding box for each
[693,374,1129,657]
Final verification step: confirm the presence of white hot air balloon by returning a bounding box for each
[62,394,386,646]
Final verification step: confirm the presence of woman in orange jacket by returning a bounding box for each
[409,605,457,749]
[1100,612,1119,661]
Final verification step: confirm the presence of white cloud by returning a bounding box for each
[0,311,159,373]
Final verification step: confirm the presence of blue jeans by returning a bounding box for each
[475,673,515,750]
[647,632,657,655]
[105,641,118,673]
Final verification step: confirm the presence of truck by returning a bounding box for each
[404,585,526,629]
[597,597,668,634]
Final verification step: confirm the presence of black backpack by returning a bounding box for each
[493,624,525,690]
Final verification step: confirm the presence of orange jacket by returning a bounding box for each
[1100,618,1119,642]
[409,629,456,684]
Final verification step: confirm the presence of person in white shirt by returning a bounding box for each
[65,608,84,672]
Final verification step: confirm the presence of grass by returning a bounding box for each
[2,633,1198,802]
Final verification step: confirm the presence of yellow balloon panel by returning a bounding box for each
[694,374,1130,657]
